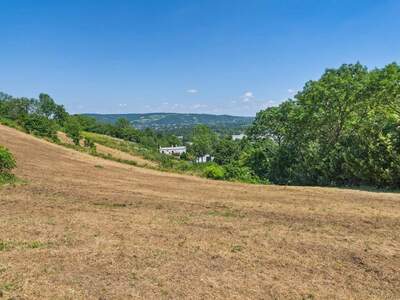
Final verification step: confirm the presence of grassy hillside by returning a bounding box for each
[80,131,210,177]
[84,112,254,130]
[1,124,399,299]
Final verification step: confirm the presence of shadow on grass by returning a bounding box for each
[340,185,400,194]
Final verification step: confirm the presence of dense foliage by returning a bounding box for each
[1,62,399,188]
[0,92,66,141]
[189,125,218,158]
[247,63,400,188]
[0,146,16,174]
[65,116,82,145]
[203,164,225,180]
[73,115,181,149]
[0,91,182,150]
[0,145,17,185]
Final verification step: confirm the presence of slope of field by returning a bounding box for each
[57,131,158,168]
[0,124,399,299]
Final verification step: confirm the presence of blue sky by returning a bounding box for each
[1,0,399,116]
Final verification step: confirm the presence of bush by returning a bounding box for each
[83,137,96,150]
[203,164,225,180]
[174,160,194,172]
[22,114,58,140]
[0,117,20,130]
[160,155,174,169]
[224,162,259,183]
[65,117,82,145]
[0,146,16,175]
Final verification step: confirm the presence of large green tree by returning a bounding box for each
[190,125,217,158]
[213,138,240,165]
[247,63,400,187]
[65,117,82,145]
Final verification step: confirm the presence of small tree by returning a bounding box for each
[0,146,16,175]
[36,93,58,118]
[190,125,218,159]
[84,137,96,151]
[65,117,82,145]
[53,104,69,126]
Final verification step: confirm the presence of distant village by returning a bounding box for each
[159,133,246,163]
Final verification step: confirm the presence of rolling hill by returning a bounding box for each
[0,124,399,299]
[83,112,254,130]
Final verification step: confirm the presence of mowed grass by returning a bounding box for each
[0,124,399,299]
[81,131,158,166]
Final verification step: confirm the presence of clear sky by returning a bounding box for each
[1,0,399,116]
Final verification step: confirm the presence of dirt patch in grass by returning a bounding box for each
[1,124,400,299]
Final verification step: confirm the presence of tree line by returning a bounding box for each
[1,62,399,188]
[0,92,181,149]
[160,63,400,188]
[164,63,400,188]
[245,63,400,187]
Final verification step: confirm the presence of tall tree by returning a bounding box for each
[190,125,217,158]
[247,63,400,187]
[37,93,58,118]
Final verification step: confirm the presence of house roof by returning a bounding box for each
[159,146,186,151]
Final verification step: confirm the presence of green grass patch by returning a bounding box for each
[0,240,48,251]
[0,282,17,292]
[207,209,244,218]
[93,202,129,208]
[231,245,244,253]
[0,174,19,186]
[0,241,11,251]
[26,241,46,249]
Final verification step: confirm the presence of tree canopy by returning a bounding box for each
[1,62,399,188]
[247,63,400,187]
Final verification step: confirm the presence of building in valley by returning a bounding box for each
[159,146,187,156]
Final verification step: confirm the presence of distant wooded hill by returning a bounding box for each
[83,113,254,130]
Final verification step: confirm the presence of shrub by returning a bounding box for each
[22,114,58,140]
[179,151,188,160]
[0,146,16,174]
[224,162,259,183]
[64,117,82,145]
[175,160,193,172]
[160,155,174,169]
[0,117,20,130]
[203,164,225,180]
[84,138,96,150]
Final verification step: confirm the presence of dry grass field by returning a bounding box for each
[0,124,399,299]
[57,131,157,168]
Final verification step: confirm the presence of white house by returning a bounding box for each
[196,154,214,163]
[159,146,187,156]
[232,133,246,140]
